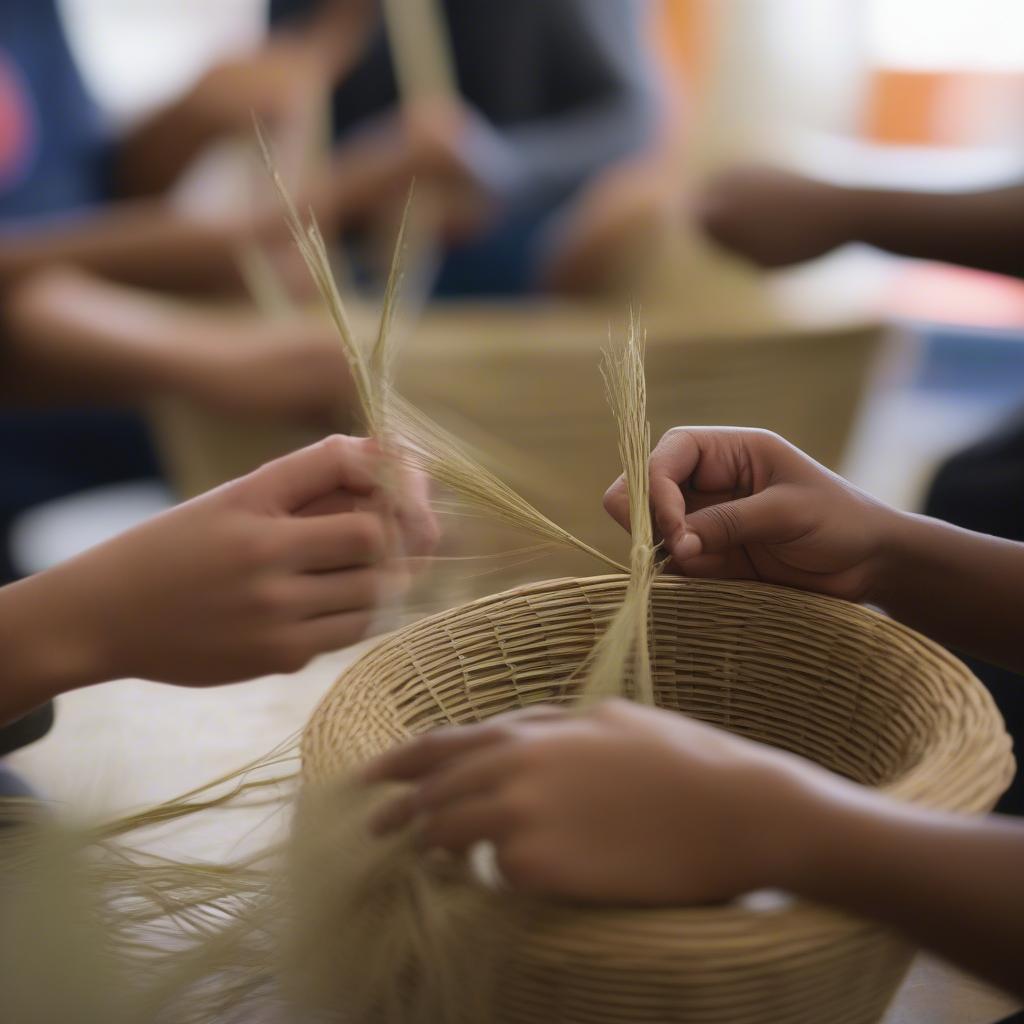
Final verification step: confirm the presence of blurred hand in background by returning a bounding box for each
[695,167,856,268]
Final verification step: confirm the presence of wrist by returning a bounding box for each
[0,568,107,724]
[841,186,885,246]
[864,507,929,612]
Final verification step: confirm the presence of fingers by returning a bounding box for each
[255,435,380,512]
[290,566,410,617]
[602,475,630,532]
[393,467,440,560]
[418,798,512,854]
[285,511,389,571]
[371,744,514,837]
[364,721,506,786]
[682,487,795,558]
[365,705,566,786]
[289,610,377,659]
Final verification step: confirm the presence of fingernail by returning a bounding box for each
[674,531,702,561]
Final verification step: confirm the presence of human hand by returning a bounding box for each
[181,40,333,143]
[41,436,438,689]
[367,699,826,904]
[695,167,857,268]
[604,427,897,603]
[172,312,356,428]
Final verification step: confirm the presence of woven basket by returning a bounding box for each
[302,575,1013,1024]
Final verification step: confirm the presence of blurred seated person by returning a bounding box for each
[0,0,371,749]
[0,0,390,581]
[693,165,1024,814]
[265,0,661,295]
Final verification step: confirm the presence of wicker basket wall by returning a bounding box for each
[302,575,1014,1024]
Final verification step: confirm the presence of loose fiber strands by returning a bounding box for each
[271,319,662,1023]
[579,309,659,706]
[257,122,625,573]
[0,316,659,1024]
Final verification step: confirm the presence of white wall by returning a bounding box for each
[58,0,268,123]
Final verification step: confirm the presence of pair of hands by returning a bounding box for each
[369,426,911,907]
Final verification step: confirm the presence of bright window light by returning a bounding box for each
[867,0,1024,72]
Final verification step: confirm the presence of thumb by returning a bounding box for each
[678,487,794,562]
[252,435,380,512]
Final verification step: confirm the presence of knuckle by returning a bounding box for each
[702,502,742,544]
[601,478,625,511]
[317,433,353,461]
[347,513,387,561]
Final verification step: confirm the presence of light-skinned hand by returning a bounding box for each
[1,436,438,721]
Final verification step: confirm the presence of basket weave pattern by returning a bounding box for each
[302,575,1013,1024]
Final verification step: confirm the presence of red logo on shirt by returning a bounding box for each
[0,50,36,190]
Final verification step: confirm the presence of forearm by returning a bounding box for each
[1,269,191,406]
[869,511,1024,673]
[114,99,225,199]
[0,202,257,294]
[845,184,1024,276]
[788,781,1024,996]
[0,568,104,727]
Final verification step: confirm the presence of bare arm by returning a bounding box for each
[794,782,1024,996]
[0,202,259,294]
[843,183,1024,276]
[698,169,1024,276]
[116,4,376,198]
[603,427,1024,674]
[0,122,412,295]
[370,700,1024,999]
[872,512,1024,673]
[1,267,356,424]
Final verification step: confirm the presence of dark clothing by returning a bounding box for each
[0,0,113,222]
[0,1,158,754]
[924,412,1024,816]
[271,0,658,294]
[0,0,159,590]
[272,0,655,206]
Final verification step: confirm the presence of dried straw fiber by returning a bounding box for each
[302,573,1013,1024]
[150,300,881,594]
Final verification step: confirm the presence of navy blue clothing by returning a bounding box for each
[0,0,113,223]
[0,0,159,591]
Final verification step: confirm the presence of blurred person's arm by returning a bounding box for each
[604,427,1024,674]
[368,699,1024,998]
[115,2,378,198]
[698,167,1024,275]
[416,0,660,212]
[0,129,412,294]
[1,267,355,426]
[0,436,438,725]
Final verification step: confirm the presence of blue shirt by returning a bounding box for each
[0,0,112,223]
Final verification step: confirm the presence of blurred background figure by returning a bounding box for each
[265,0,662,295]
